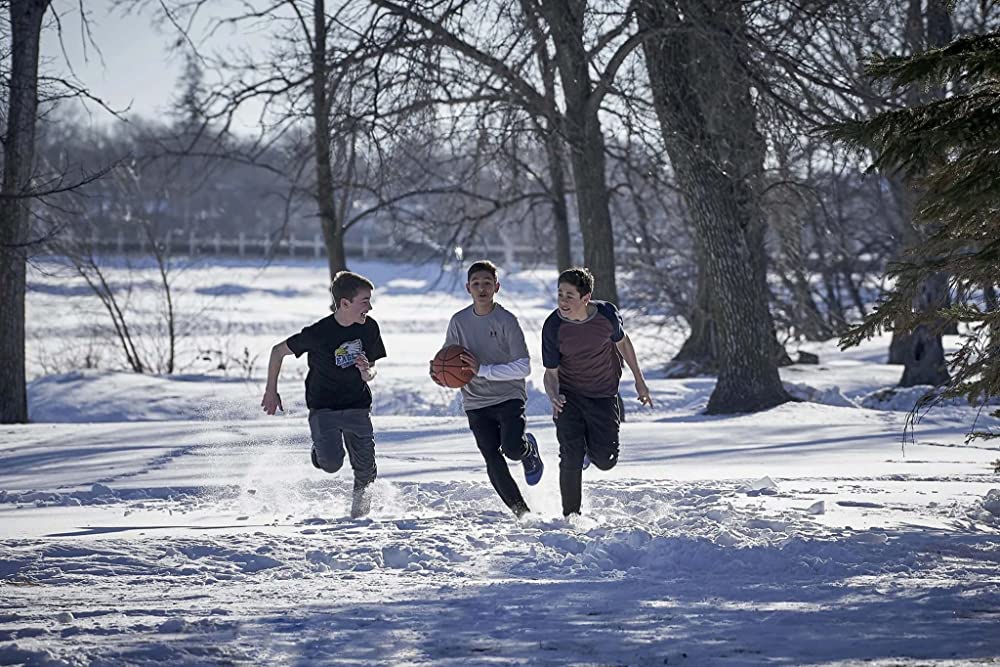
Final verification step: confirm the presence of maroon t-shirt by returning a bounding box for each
[541,301,625,397]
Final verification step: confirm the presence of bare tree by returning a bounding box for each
[637,0,789,413]
[371,0,652,303]
[1,0,51,423]
[130,0,403,279]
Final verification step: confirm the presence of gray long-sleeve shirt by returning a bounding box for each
[444,303,530,411]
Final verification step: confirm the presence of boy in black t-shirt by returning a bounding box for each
[262,271,387,518]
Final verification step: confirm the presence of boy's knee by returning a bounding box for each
[316,454,345,474]
[590,453,618,471]
[499,440,525,460]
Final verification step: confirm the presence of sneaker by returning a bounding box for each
[351,487,372,519]
[582,453,590,471]
[512,501,530,518]
[522,433,544,486]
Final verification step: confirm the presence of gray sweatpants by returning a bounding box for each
[308,408,377,491]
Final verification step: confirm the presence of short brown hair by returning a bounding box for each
[467,260,498,281]
[558,267,594,297]
[330,271,374,310]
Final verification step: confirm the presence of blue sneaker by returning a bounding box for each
[582,453,590,471]
[522,433,544,486]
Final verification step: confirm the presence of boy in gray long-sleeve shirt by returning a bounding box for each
[431,260,544,517]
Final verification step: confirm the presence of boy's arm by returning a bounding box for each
[261,341,292,414]
[615,333,653,407]
[359,325,387,383]
[478,357,530,381]
[477,315,531,380]
[543,367,566,416]
[443,317,459,347]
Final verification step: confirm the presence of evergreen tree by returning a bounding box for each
[825,31,1000,438]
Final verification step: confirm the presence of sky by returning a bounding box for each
[40,2,182,121]
[39,1,268,128]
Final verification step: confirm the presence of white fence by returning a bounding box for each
[74,230,556,264]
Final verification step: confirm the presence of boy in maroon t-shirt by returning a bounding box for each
[541,267,653,516]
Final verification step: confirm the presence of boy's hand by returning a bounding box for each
[355,354,376,382]
[549,392,566,418]
[635,380,654,407]
[261,389,283,415]
[459,352,480,375]
[355,353,370,372]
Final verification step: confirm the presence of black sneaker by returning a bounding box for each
[522,433,544,486]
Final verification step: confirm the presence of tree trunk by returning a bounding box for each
[311,0,347,279]
[638,0,788,413]
[0,0,50,424]
[566,116,617,302]
[537,0,618,303]
[886,0,952,375]
[669,257,718,376]
[886,175,918,363]
[524,1,573,272]
[898,272,950,387]
[543,131,573,272]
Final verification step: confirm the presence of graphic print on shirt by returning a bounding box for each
[335,339,364,368]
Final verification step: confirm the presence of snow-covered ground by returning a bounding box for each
[2,258,999,666]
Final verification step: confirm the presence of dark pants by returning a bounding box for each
[466,398,531,516]
[308,408,378,517]
[555,392,620,516]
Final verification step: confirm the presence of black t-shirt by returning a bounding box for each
[286,315,387,411]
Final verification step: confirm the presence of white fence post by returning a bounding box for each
[214,233,221,254]
[314,233,322,258]
[238,232,245,257]
[289,233,296,258]
[189,231,197,256]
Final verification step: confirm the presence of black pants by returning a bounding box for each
[555,391,620,516]
[466,398,531,516]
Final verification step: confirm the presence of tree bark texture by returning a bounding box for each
[0,0,50,423]
[543,130,573,272]
[311,0,348,279]
[668,256,719,376]
[523,1,573,272]
[537,0,618,303]
[638,0,789,413]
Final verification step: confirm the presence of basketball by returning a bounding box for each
[431,345,475,388]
